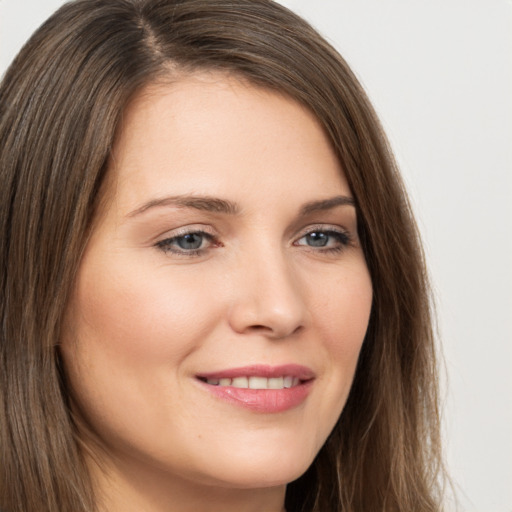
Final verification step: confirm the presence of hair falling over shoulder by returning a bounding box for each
[0,1,447,511]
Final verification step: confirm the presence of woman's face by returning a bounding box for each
[61,74,372,495]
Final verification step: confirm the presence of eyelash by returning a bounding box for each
[155,229,217,256]
[294,228,352,254]
[155,226,352,257]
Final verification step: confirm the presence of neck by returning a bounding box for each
[89,452,287,512]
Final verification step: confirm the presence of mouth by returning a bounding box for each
[197,375,302,389]
[195,364,315,413]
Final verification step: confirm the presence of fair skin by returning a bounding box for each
[61,73,373,512]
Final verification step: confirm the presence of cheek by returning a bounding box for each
[60,255,225,449]
[66,255,222,367]
[59,254,228,446]
[314,262,372,347]
[310,262,372,389]
[291,260,372,454]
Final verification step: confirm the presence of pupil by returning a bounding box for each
[307,232,328,247]
[177,233,203,250]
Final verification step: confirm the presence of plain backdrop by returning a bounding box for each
[1,1,511,511]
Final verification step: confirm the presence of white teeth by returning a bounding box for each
[205,376,300,389]
[232,376,248,388]
[249,376,267,389]
[268,377,284,389]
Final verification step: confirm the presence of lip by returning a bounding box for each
[195,364,315,413]
[196,364,315,381]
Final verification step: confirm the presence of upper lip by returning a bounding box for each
[196,364,315,381]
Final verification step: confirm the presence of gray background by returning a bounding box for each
[1,1,511,511]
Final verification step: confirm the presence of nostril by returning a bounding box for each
[247,323,303,339]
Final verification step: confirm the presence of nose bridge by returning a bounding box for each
[228,242,306,338]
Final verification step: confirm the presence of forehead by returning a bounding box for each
[106,72,349,216]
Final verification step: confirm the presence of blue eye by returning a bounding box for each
[156,231,214,255]
[296,229,350,251]
[304,232,330,247]
[174,233,204,250]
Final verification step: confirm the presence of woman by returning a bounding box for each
[0,1,445,511]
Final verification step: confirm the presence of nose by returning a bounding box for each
[227,249,307,339]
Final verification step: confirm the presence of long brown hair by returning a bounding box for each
[0,1,445,510]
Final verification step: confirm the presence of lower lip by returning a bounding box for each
[197,380,313,413]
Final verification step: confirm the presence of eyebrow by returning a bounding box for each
[126,193,355,219]
[299,195,355,216]
[126,195,241,218]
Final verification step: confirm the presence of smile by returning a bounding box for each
[200,376,301,389]
[196,365,315,413]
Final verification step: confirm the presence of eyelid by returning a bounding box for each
[293,224,353,249]
[294,223,351,239]
[155,225,220,256]
[158,224,216,239]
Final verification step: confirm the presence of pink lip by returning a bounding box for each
[196,364,315,380]
[196,364,315,413]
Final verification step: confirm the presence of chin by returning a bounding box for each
[192,443,317,490]
[207,465,309,490]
